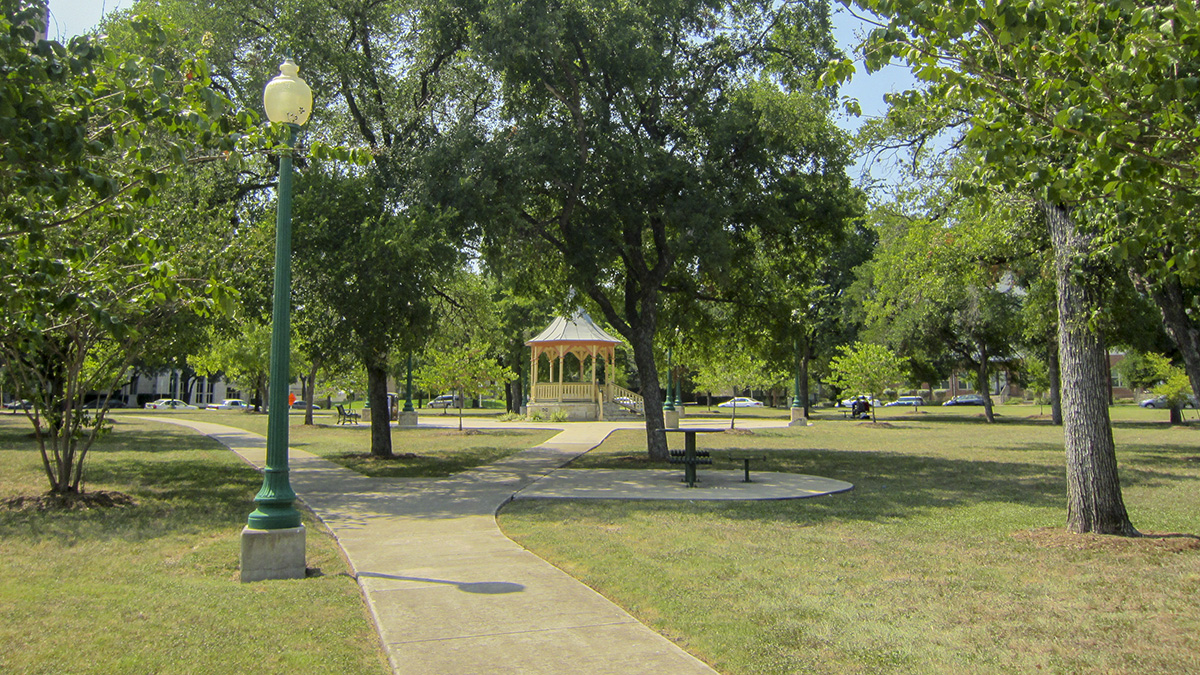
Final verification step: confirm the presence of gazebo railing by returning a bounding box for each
[532,382,597,402]
[607,385,644,414]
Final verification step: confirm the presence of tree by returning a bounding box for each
[414,344,515,431]
[863,155,1028,423]
[189,320,276,412]
[443,0,856,460]
[692,348,772,429]
[291,166,460,457]
[829,0,1166,535]
[0,7,251,497]
[827,342,906,423]
[1114,351,1167,401]
[1150,357,1194,425]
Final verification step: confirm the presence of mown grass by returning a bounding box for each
[0,415,389,675]
[498,404,1200,675]
[136,410,556,478]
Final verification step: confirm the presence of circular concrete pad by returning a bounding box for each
[513,469,853,501]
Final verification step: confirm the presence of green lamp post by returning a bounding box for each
[791,336,803,409]
[246,57,311,532]
[674,369,683,409]
[663,348,675,412]
[403,355,415,413]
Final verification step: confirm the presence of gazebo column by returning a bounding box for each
[530,346,539,403]
[606,348,614,401]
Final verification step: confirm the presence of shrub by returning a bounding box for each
[549,410,569,423]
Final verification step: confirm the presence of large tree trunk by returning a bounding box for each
[304,361,318,426]
[1048,203,1137,536]
[978,348,995,423]
[585,277,668,462]
[1048,340,1063,426]
[629,327,668,461]
[366,358,392,458]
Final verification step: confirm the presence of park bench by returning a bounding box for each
[725,453,767,483]
[336,404,360,425]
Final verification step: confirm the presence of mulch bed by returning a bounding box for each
[2,490,136,512]
[1012,527,1200,553]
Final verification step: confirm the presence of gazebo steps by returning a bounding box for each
[603,402,644,420]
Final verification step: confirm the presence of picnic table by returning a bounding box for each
[660,427,726,487]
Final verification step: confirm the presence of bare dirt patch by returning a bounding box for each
[608,454,655,464]
[2,490,136,511]
[438,429,484,436]
[341,452,425,461]
[723,428,755,436]
[858,421,897,428]
[1012,527,1200,553]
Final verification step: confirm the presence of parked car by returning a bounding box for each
[290,400,322,410]
[144,398,197,410]
[886,396,926,407]
[429,394,463,409]
[207,399,250,411]
[717,397,764,408]
[942,394,986,406]
[4,399,31,411]
[1139,395,1197,409]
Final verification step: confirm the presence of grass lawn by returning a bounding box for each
[0,414,389,675]
[498,404,1200,675]
[143,410,556,478]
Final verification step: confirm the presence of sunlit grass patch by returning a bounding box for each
[0,415,388,675]
[501,412,1200,675]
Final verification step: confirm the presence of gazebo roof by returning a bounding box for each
[526,309,623,346]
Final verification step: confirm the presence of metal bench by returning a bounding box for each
[725,454,766,483]
[336,404,360,425]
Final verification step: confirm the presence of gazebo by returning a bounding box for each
[526,310,643,420]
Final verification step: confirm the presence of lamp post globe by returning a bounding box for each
[263,58,312,126]
[245,57,312,533]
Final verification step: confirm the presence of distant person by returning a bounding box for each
[853,396,871,420]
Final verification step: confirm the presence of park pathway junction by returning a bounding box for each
[155,415,852,675]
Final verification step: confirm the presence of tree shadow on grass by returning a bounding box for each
[0,457,262,545]
[542,447,1071,528]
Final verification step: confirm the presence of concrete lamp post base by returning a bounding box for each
[397,410,419,427]
[240,525,306,582]
[664,409,680,429]
[789,408,811,427]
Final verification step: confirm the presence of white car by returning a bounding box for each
[207,399,251,411]
[717,397,764,408]
[429,394,463,409]
[144,398,197,410]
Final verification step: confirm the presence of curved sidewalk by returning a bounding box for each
[155,418,719,674]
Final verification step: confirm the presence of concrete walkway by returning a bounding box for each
[150,416,851,674]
